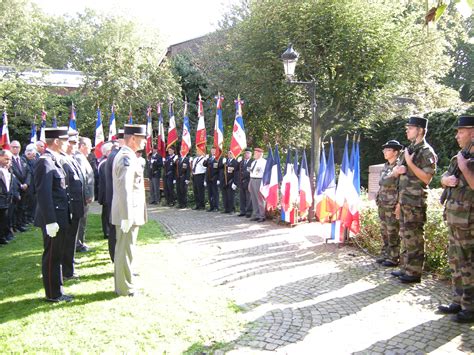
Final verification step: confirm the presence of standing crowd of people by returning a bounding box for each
[376,114,473,323]
[147,145,268,222]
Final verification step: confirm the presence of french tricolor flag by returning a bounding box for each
[39,109,47,142]
[30,122,37,144]
[298,150,313,217]
[213,94,224,159]
[0,111,10,150]
[94,108,105,159]
[167,101,178,149]
[230,96,246,157]
[195,94,206,154]
[259,146,273,199]
[108,105,117,141]
[180,101,191,158]
[69,103,77,133]
[266,144,282,210]
[156,103,166,158]
[145,106,153,155]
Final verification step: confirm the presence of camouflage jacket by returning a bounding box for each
[398,140,437,207]
[443,155,474,228]
[376,161,398,207]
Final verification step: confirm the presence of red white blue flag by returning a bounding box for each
[298,149,313,217]
[341,135,360,234]
[30,121,37,144]
[230,96,246,157]
[145,106,153,155]
[180,101,191,158]
[196,94,206,154]
[156,103,166,158]
[108,105,117,141]
[0,111,10,150]
[259,146,273,199]
[128,107,133,124]
[69,103,77,133]
[315,139,337,223]
[280,149,299,223]
[266,144,282,210]
[94,108,105,159]
[167,100,178,149]
[39,109,47,142]
[213,94,224,159]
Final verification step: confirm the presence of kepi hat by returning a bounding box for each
[455,114,474,128]
[406,116,428,129]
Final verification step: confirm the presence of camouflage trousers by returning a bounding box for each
[448,224,474,311]
[378,205,400,262]
[399,204,426,277]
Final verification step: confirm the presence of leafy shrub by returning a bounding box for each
[356,189,450,276]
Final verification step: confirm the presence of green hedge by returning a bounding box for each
[356,189,450,277]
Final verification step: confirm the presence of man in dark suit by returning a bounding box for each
[24,143,38,223]
[148,145,163,205]
[220,150,239,213]
[0,150,16,245]
[10,140,31,232]
[98,142,113,239]
[164,146,177,206]
[34,127,72,302]
[59,132,86,280]
[105,130,124,262]
[204,147,220,211]
[176,154,191,208]
[237,149,253,217]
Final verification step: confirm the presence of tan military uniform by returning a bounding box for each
[111,145,147,296]
[398,140,437,278]
[443,156,474,312]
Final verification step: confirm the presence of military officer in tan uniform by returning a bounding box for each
[437,114,474,323]
[111,124,147,297]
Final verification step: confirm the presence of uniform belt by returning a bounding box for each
[250,177,262,179]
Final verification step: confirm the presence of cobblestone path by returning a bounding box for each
[149,205,473,354]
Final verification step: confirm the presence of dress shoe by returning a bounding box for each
[76,245,90,253]
[382,260,398,267]
[437,303,461,314]
[206,209,214,212]
[64,274,79,281]
[213,208,219,212]
[237,213,246,217]
[399,274,421,283]
[245,214,252,218]
[6,234,15,241]
[192,206,200,210]
[391,270,404,277]
[46,294,74,303]
[452,310,474,323]
[375,257,386,264]
[0,239,8,245]
[128,292,139,297]
[257,218,266,222]
[250,217,259,221]
[15,226,27,232]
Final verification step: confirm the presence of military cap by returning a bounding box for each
[406,116,428,129]
[117,129,125,139]
[124,124,146,136]
[382,140,403,151]
[68,130,79,142]
[455,114,474,128]
[254,147,263,153]
[45,127,68,139]
[244,148,252,153]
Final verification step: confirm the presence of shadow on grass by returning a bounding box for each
[0,290,118,323]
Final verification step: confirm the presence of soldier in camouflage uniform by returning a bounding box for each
[376,140,403,267]
[391,116,437,283]
[437,114,474,323]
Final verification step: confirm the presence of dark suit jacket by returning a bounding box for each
[34,150,70,228]
[237,158,253,190]
[204,156,220,183]
[149,153,163,178]
[11,155,31,186]
[177,156,191,180]
[0,171,15,209]
[60,154,85,220]
[98,158,107,205]
[219,158,239,187]
[105,147,120,207]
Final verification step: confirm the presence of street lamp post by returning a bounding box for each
[281,44,317,220]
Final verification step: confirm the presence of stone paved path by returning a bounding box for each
[149,205,473,354]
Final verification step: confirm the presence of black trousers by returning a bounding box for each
[0,208,9,241]
[240,186,252,215]
[62,217,80,278]
[42,226,67,299]
[108,221,116,263]
[165,176,176,205]
[223,186,235,213]
[177,178,188,207]
[193,174,205,209]
[207,180,219,210]
[101,203,110,238]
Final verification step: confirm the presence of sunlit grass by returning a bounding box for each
[0,214,242,353]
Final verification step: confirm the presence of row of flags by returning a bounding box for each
[258,136,361,241]
[1,94,248,162]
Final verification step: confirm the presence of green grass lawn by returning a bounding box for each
[0,214,242,353]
